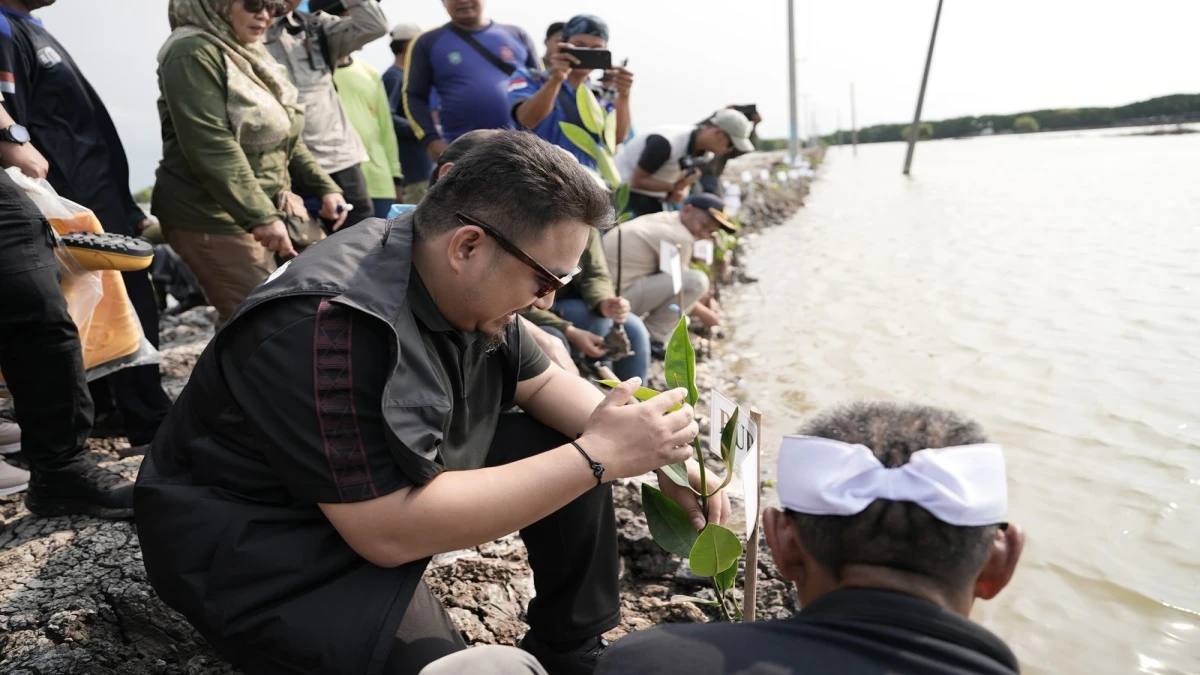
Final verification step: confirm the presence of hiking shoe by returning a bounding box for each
[117,443,151,459]
[0,459,30,497]
[25,463,134,519]
[518,633,609,675]
[0,419,19,455]
[650,341,666,361]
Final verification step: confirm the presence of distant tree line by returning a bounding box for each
[758,94,1200,148]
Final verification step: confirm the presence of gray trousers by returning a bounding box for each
[419,646,548,675]
[622,269,710,342]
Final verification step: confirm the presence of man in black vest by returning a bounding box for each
[599,401,1026,675]
[135,132,726,675]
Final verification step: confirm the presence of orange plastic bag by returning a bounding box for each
[0,168,160,397]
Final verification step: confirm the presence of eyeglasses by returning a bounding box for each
[455,212,581,299]
[240,0,288,17]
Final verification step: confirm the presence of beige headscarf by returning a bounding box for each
[159,0,301,151]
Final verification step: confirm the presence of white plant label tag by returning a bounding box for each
[710,389,760,538]
[659,240,682,294]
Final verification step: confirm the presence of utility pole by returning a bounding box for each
[850,83,858,156]
[787,0,799,162]
[902,0,944,175]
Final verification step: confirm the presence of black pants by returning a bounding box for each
[0,171,92,473]
[383,414,620,675]
[93,267,171,445]
[626,191,665,218]
[323,164,373,232]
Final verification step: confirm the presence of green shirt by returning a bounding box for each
[333,57,402,200]
[151,36,340,235]
[525,228,615,331]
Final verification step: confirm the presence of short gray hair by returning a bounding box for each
[788,401,998,593]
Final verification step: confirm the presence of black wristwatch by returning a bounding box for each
[0,124,30,145]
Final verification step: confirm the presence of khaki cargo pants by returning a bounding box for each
[164,227,275,327]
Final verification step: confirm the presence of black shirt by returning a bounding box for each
[136,258,550,674]
[0,8,143,235]
[598,588,1021,675]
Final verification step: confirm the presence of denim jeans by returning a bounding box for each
[554,299,650,382]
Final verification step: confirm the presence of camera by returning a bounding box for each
[679,153,713,172]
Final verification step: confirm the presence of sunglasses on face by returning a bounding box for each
[455,212,581,299]
[240,0,288,17]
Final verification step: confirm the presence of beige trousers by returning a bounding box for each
[164,227,275,327]
[622,268,709,342]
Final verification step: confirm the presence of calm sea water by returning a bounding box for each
[723,127,1200,675]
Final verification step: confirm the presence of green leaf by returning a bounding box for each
[603,108,618,153]
[720,407,739,472]
[595,379,682,413]
[596,150,621,191]
[576,83,606,136]
[714,560,737,593]
[688,523,743,577]
[642,483,700,558]
[614,182,630,214]
[689,261,711,276]
[617,211,633,223]
[659,461,692,489]
[594,380,663,403]
[559,122,599,160]
[664,317,698,407]
[671,595,719,606]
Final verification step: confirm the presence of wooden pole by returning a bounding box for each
[850,83,858,156]
[903,0,945,175]
[744,407,764,622]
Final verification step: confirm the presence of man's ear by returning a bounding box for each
[974,523,1025,601]
[763,507,807,586]
[437,161,455,180]
[445,225,486,276]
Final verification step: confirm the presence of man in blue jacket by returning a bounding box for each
[507,15,633,170]
[401,0,540,161]
[382,21,433,204]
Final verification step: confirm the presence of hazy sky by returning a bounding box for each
[31,0,1200,190]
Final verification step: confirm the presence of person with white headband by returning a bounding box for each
[599,401,1026,675]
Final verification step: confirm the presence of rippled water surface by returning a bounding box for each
[724,128,1200,674]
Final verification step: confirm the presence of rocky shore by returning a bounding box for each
[0,157,816,674]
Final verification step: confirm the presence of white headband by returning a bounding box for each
[777,436,1007,527]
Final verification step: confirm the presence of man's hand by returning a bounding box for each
[426,138,449,161]
[599,296,630,324]
[566,325,606,358]
[580,379,697,479]
[252,220,297,259]
[0,141,48,179]
[320,193,349,231]
[546,44,579,83]
[395,183,405,203]
[657,461,732,531]
[607,66,634,98]
[666,169,701,203]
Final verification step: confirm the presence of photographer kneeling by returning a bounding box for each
[135,132,726,675]
[615,109,755,217]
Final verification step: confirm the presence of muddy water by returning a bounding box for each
[722,128,1200,674]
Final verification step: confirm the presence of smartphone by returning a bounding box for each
[561,47,613,71]
[733,104,759,120]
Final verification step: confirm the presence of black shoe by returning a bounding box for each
[25,463,135,519]
[650,341,666,361]
[518,633,609,675]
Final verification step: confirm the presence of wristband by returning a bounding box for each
[571,440,604,485]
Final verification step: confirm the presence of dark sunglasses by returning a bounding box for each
[455,212,581,299]
[241,0,288,17]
